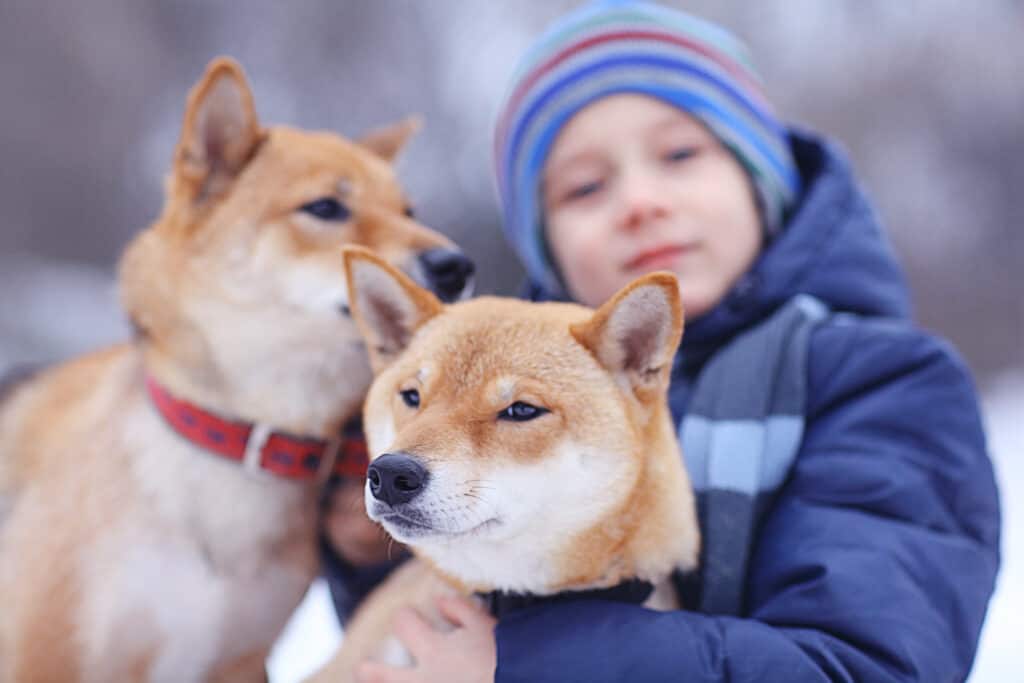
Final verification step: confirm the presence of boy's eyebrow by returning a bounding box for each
[650,113,705,137]
[543,149,603,179]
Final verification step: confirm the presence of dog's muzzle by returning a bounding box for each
[417,249,475,303]
[367,452,429,507]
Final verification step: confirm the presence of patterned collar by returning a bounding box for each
[145,376,368,482]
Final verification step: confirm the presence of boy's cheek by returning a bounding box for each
[551,240,615,308]
[677,282,716,320]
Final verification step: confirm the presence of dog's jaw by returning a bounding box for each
[365,440,642,595]
[372,510,502,543]
[141,290,373,439]
[364,425,698,595]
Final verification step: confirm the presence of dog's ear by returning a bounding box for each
[343,246,443,373]
[171,57,263,205]
[571,272,684,400]
[358,116,422,163]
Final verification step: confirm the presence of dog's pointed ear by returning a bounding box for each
[343,246,443,373]
[358,116,422,163]
[172,57,262,204]
[571,272,684,400]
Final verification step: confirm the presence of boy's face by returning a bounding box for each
[543,94,762,316]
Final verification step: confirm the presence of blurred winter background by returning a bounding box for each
[1,0,1019,680]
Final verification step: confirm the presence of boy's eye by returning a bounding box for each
[300,197,352,222]
[564,180,603,202]
[399,389,420,408]
[498,401,548,422]
[665,147,697,163]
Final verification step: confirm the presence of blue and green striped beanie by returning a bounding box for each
[494,0,801,295]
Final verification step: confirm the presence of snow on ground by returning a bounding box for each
[266,579,343,682]
[968,371,1024,682]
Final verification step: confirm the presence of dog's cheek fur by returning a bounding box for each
[271,254,351,316]
[364,404,398,463]
[363,361,416,458]
[120,231,180,343]
[407,439,640,593]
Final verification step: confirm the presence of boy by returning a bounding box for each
[325,2,1000,681]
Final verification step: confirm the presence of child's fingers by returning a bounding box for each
[436,595,496,629]
[392,606,437,659]
[355,659,415,683]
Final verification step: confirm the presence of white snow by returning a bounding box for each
[968,371,1024,682]
[266,579,343,682]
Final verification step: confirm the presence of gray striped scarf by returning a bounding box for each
[679,295,828,615]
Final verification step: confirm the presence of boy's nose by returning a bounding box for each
[367,452,430,506]
[418,248,475,302]
[619,177,670,230]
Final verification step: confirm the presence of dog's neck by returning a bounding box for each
[591,406,699,587]
[138,334,371,440]
[143,374,369,482]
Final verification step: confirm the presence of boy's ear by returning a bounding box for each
[172,57,263,205]
[343,246,443,373]
[358,116,422,163]
[570,272,684,400]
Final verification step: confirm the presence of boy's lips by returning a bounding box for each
[623,243,695,271]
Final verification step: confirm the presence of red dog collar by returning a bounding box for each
[145,376,368,481]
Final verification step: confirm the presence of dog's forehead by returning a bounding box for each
[261,127,397,183]
[404,298,601,390]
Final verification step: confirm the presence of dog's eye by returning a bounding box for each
[499,401,548,422]
[400,389,420,408]
[403,206,415,218]
[300,197,351,222]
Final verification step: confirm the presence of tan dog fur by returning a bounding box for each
[308,248,699,680]
[0,58,458,682]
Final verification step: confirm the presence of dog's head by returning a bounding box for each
[119,58,472,428]
[344,247,699,594]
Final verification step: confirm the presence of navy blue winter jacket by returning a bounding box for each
[322,131,1000,682]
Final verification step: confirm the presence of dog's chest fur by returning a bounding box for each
[0,354,323,682]
[81,400,320,681]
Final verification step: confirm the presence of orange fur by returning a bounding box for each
[0,58,457,682]
[307,249,699,681]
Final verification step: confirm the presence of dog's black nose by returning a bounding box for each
[367,453,429,506]
[418,248,475,303]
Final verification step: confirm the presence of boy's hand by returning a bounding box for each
[355,596,497,683]
[322,478,399,565]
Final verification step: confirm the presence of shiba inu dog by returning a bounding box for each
[308,247,699,680]
[0,58,471,682]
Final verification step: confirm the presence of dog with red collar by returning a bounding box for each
[0,58,470,682]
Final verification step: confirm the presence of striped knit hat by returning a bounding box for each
[494,0,801,295]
